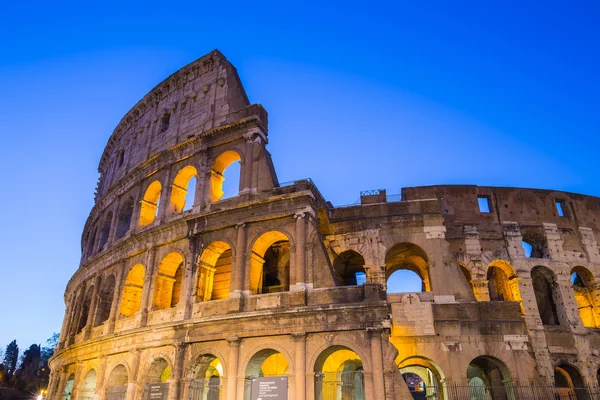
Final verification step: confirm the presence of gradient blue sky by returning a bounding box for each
[1,1,599,348]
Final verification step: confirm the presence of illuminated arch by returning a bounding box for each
[153,252,184,310]
[120,264,145,317]
[333,250,366,286]
[467,356,513,399]
[555,364,587,399]
[139,180,162,227]
[62,373,75,400]
[249,231,291,294]
[398,356,446,400]
[187,354,223,398]
[197,241,232,301]
[571,266,600,328]
[531,265,561,326]
[170,165,198,213]
[209,150,241,202]
[314,346,364,400]
[146,358,171,383]
[487,260,524,313]
[94,274,115,327]
[385,242,430,292]
[79,369,97,399]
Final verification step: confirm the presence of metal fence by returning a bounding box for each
[414,383,600,400]
[186,378,221,400]
[106,385,128,400]
[314,371,365,400]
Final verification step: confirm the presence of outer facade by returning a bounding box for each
[48,50,600,400]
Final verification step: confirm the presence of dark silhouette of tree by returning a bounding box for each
[2,341,18,384]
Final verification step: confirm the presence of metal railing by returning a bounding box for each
[417,383,600,400]
[187,378,221,400]
[314,371,365,400]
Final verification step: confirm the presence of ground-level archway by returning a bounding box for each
[464,356,512,400]
[398,356,446,400]
[106,364,128,400]
[79,369,97,400]
[314,346,365,400]
[555,364,588,400]
[61,373,75,400]
[244,349,289,400]
[186,354,223,400]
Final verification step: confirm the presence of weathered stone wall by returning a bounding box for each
[49,52,600,400]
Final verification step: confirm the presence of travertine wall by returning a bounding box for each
[49,51,600,400]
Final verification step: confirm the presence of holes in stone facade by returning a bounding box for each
[333,250,366,286]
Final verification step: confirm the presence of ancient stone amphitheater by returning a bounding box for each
[48,50,600,400]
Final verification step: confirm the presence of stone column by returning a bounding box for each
[168,343,187,400]
[84,276,102,340]
[95,356,107,400]
[70,363,83,400]
[127,350,141,400]
[49,368,65,400]
[129,185,145,233]
[369,329,385,400]
[68,287,86,345]
[156,169,172,220]
[226,338,241,400]
[58,295,74,350]
[107,208,119,246]
[230,223,247,297]
[293,212,307,291]
[241,133,256,192]
[140,247,157,327]
[183,237,198,319]
[292,333,307,400]
[107,261,126,334]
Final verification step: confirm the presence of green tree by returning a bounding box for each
[2,341,18,384]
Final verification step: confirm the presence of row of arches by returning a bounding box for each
[461,261,600,329]
[85,152,242,259]
[59,345,365,400]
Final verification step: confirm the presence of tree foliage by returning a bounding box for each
[2,341,18,383]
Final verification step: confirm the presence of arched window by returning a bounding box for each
[153,252,184,310]
[86,226,98,258]
[97,211,113,251]
[314,346,364,400]
[486,260,524,313]
[188,354,223,399]
[77,286,94,333]
[116,197,134,239]
[120,264,145,318]
[385,243,429,293]
[521,230,548,258]
[531,266,560,326]
[555,364,586,399]
[571,266,599,328]
[79,370,97,400]
[139,181,162,227]
[250,231,291,294]
[94,275,115,327]
[333,250,366,286]
[209,151,241,202]
[106,365,128,399]
[169,165,198,213]
[197,241,232,301]
[146,358,171,384]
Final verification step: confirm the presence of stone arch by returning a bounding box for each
[467,356,513,400]
[333,250,366,286]
[531,265,561,326]
[313,345,365,400]
[571,265,600,328]
[521,229,549,259]
[385,242,430,292]
[120,264,145,317]
[487,260,524,313]
[97,210,114,251]
[249,230,292,294]
[197,241,233,301]
[398,356,446,400]
[554,363,588,399]
[106,364,129,396]
[62,373,75,400]
[86,225,98,258]
[79,368,97,399]
[153,252,185,310]
[459,262,474,290]
[170,165,198,213]
[308,338,371,375]
[94,274,116,327]
[76,285,95,333]
[139,180,162,227]
[209,150,242,202]
[186,353,224,399]
[115,196,134,239]
[145,357,172,383]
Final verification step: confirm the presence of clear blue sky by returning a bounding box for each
[1,1,599,349]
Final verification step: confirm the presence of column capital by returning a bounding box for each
[226,336,241,347]
[236,222,247,229]
[291,332,307,341]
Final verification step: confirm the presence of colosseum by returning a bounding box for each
[48,50,600,400]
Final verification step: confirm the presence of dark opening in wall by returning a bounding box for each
[117,150,125,167]
[531,266,560,326]
[521,230,548,258]
[160,113,170,133]
[478,196,491,213]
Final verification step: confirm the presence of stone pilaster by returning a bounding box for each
[231,223,247,297]
[226,337,240,400]
[292,333,307,400]
[107,261,125,334]
[139,247,157,327]
[84,275,102,340]
[292,211,307,291]
[369,329,386,400]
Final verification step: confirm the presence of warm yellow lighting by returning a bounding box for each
[197,241,232,301]
[120,264,145,317]
[249,231,289,294]
[209,150,241,202]
[153,252,184,310]
[169,165,198,213]
[139,181,162,227]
